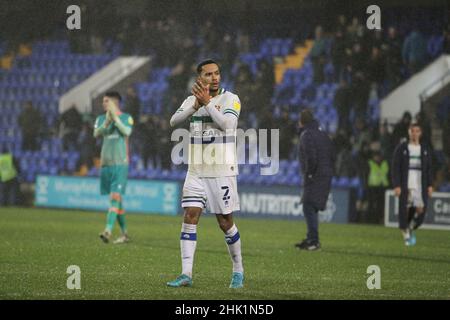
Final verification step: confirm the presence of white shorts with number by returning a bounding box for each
[408,188,424,208]
[182,171,240,215]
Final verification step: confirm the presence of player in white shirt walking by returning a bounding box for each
[167,60,244,288]
[392,123,433,246]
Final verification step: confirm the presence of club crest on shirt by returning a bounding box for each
[215,105,221,111]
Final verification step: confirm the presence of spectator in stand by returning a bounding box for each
[199,19,219,55]
[379,120,394,163]
[77,121,97,174]
[366,151,390,224]
[392,111,412,145]
[367,46,386,85]
[443,112,450,161]
[370,30,384,51]
[140,116,158,169]
[355,140,371,220]
[59,105,83,152]
[135,19,153,55]
[333,127,350,153]
[348,42,365,76]
[124,86,140,124]
[331,28,347,82]
[415,111,432,149]
[346,17,362,44]
[251,64,273,126]
[441,157,450,189]
[18,101,42,151]
[0,148,21,206]
[259,60,275,99]
[334,133,355,178]
[169,60,190,104]
[276,111,297,160]
[336,15,347,34]
[383,26,403,89]
[220,33,238,68]
[352,118,372,157]
[402,28,428,76]
[351,71,370,119]
[237,1,253,54]
[158,118,172,170]
[334,78,352,129]
[310,26,327,84]
[234,64,254,116]
[443,26,450,54]
[258,109,276,136]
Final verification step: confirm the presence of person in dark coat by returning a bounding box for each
[392,123,433,246]
[295,109,335,250]
[18,101,42,151]
[124,86,140,124]
[392,111,412,145]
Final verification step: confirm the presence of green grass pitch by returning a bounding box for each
[0,207,449,299]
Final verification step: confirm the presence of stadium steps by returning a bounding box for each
[274,40,313,84]
[0,43,32,70]
[59,56,151,115]
[380,54,450,124]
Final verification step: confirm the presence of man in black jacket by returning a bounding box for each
[296,109,335,251]
[392,123,433,246]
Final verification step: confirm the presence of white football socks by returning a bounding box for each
[180,223,197,278]
[401,229,410,241]
[225,224,244,274]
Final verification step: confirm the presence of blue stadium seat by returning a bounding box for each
[145,168,157,179]
[338,177,350,188]
[332,177,338,187]
[176,170,185,180]
[129,168,138,179]
[349,177,360,188]
[158,169,170,179]
[88,167,99,177]
[291,175,300,186]
[26,172,36,183]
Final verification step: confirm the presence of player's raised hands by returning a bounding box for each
[105,109,113,126]
[192,79,211,106]
[193,98,201,111]
[107,99,119,122]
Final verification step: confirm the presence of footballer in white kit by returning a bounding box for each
[167,60,244,289]
[392,123,433,247]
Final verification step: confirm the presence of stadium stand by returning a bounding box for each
[0,9,449,206]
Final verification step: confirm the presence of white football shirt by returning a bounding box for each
[407,143,422,190]
[174,89,241,177]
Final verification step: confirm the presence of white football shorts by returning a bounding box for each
[181,171,240,215]
[407,188,424,208]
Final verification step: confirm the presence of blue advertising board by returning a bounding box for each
[35,175,180,215]
[237,185,350,223]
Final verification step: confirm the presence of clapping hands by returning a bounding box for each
[191,78,211,107]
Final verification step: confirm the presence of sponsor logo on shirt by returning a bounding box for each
[233,101,241,112]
